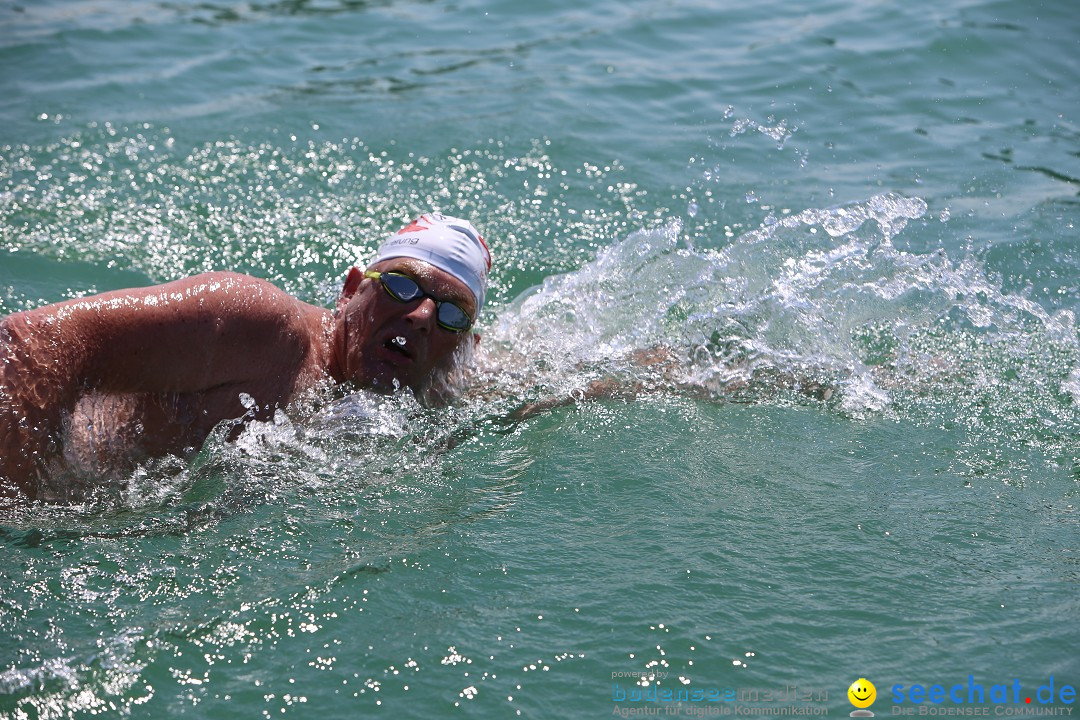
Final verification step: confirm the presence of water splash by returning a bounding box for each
[729,115,797,150]
[482,192,1078,480]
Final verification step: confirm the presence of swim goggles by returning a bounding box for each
[364,270,473,332]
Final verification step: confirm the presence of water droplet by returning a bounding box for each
[687,202,699,217]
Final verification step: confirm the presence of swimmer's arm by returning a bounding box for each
[0,272,317,495]
[502,346,835,421]
[503,347,672,421]
[505,378,640,420]
[3,272,313,396]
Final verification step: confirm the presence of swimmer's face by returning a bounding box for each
[334,258,476,394]
[848,679,876,709]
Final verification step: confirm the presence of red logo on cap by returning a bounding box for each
[396,217,430,235]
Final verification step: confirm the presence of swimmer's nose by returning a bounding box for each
[403,297,437,332]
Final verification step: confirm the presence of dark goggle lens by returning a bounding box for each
[435,302,471,332]
[380,272,424,302]
[380,272,471,332]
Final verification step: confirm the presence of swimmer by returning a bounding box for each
[0,213,490,501]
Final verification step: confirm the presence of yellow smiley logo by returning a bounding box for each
[848,678,876,709]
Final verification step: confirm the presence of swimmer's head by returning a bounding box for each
[370,213,491,313]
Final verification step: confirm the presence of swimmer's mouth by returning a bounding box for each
[383,335,414,361]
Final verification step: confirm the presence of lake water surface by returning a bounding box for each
[1,0,1078,717]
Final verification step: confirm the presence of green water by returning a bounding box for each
[1,0,1078,717]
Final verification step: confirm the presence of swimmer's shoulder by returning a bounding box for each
[151,272,321,326]
[168,273,330,359]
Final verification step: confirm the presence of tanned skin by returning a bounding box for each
[0,258,477,500]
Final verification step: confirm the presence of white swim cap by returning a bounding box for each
[371,213,491,312]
